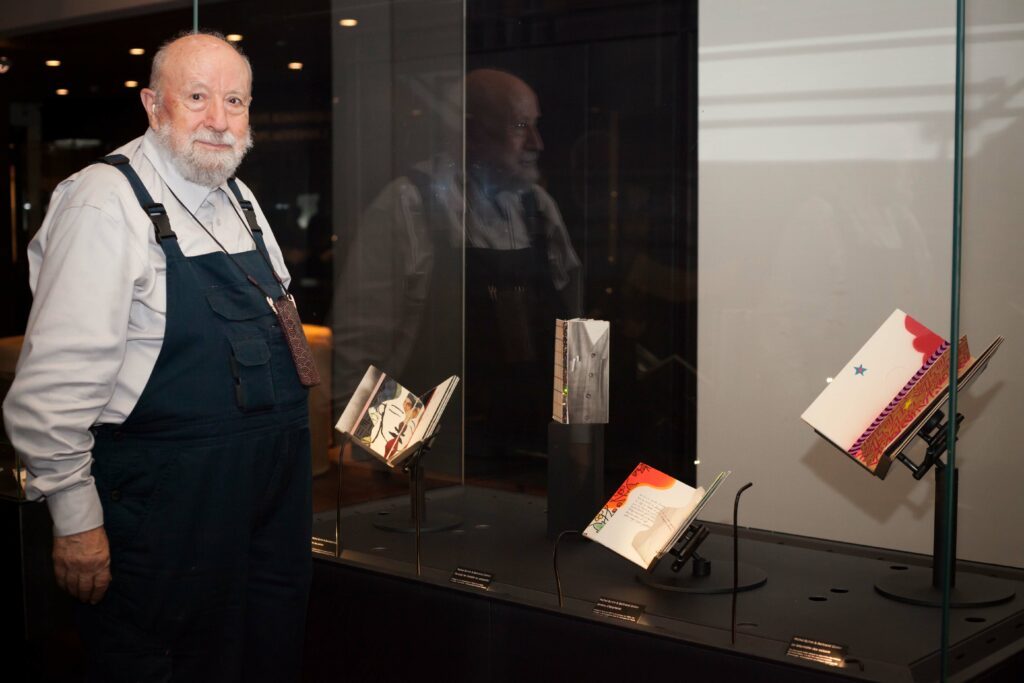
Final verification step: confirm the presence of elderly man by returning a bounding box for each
[3,32,312,681]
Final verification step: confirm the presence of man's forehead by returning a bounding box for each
[163,38,250,89]
[508,96,540,120]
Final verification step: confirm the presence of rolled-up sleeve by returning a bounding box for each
[3,202,141,537]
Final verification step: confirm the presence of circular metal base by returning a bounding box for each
[372,509,462,534]
[875,568,1016,608]
[638,561,768,595]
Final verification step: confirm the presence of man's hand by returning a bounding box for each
[52,526,112,604]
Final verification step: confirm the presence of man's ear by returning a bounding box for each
[140,89,160,130]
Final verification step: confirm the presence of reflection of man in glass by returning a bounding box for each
[335,68,580,468]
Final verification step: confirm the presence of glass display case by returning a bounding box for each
[2,0,1023,680]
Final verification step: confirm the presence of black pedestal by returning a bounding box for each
[373,509,462,533]
[637,558,768,595]
[547,422,604,537]
[875,567,1016,608]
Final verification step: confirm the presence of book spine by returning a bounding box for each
[553,319,568,423]
[853,338,971,471]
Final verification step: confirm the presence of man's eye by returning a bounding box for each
[190,93,203,101]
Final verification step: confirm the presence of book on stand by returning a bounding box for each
[553,318,610,424]
[335,366,459,468]
[583,463,729,570]
[801,309,1003,478]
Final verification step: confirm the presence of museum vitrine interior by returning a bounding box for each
[2,1,1023,681]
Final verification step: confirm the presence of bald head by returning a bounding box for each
[465,69,544,188]
[149,32,252,102]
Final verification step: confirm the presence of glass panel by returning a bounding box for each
[322,0,699,582]
[3,1,1022,679]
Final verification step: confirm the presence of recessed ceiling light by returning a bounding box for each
[339,18,358,27]
[124,80,138,88]
[226,34,243,42]
[129,48,145,56]
[287,62,303,70]
[45,59,61,67]
[55,88,69,96]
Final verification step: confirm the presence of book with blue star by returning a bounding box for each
[801,309,1002,478]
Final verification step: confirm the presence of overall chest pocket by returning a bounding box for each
[229,336,276,411]
[207,284,278,412]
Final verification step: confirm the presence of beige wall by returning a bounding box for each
[698,0,1024,567]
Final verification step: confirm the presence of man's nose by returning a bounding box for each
[205,100,228,131]
[526,124,544,151]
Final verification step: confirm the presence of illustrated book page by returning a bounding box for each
[801,309,998,477]
[335,366,459,468]
[583,463,726,569]
[801,309,945,453]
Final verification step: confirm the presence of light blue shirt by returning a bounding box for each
[3,129,290,536]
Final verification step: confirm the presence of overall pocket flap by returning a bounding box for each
[207,283,271,321]
[230,336,271,366]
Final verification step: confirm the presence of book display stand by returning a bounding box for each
[369,434,461,576]
[637,522,767,595]
[875,410,1016,608]
[335,366,462,540]
[372,433,461,540]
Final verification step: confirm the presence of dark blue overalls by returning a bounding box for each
[79,156,312,682]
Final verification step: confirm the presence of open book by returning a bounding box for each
[801,309,1003,478]
[335,366,459,468]
[583,464,729,570]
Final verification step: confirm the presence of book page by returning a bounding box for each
[801,309,944,450]
[335,366,384,435]
[583,463,703,569]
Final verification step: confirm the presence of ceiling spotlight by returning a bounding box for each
[45,59,61,67]
[129,48,145,56]
[226,34,243,42]
[55,88,69,96]
[287,62,303,70]
[339,18,358,27]
[124,80,139,88]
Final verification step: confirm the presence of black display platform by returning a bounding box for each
[307,486,1024,682]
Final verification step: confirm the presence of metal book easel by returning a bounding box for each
[873,337,1013,608]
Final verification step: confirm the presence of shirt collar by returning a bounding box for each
[142,128,227,213]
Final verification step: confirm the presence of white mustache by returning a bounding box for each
[192,130,237,147]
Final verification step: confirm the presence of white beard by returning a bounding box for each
[156,121,253,188]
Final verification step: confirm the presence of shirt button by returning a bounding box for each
[110,489,121,502]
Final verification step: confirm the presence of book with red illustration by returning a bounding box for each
[335,366,460,468]
[801,309,1002,478]
[583,463,729,570]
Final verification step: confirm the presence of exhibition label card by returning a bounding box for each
[450,567,493,590]
[786,635,848,668]
[593,597,645,623]
[310,534,338,558]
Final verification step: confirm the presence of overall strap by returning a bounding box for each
[226,177,263,234]
[99,154,176,242]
